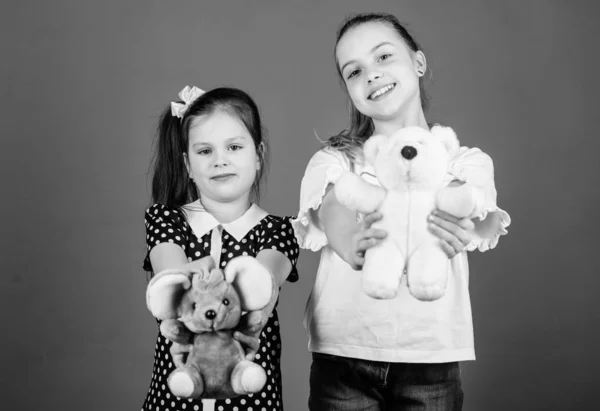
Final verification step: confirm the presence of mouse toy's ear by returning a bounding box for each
[146,269,192,320]
[183,255,216,274]
[224,256,273,311]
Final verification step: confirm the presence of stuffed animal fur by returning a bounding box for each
[334,126,485,301]
[146,256,273,399]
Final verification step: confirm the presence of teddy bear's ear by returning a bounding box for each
[146,269,192,320]
[363,134,387,165]
[432,126,460,156]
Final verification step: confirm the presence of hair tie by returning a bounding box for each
[170,85,205,119]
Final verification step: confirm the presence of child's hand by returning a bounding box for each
[347,211,387,270]
[428,209,475,258]
[233,310,266,360]
[159,319,194,367]
[169,341,193,368]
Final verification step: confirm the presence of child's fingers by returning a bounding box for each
[170,341,192,354]
[439,239,459,259]
[460,218,475,231]
[433,210,475,231]
[363,211,383,227]
[428,215,457,234]
[357,237,377,252]
[233,331,260,353]
[240,311,265,334]
[429,215,471,245]
[350,228,387,269]
[432,209,460,223]
[428,222,465,257]
[160,319,194,345]
[171,353,186,368]
[362,227,387,240]
[234,333,260,360]
[349,223,387,270]
[353,255,365,270]
[429,222,462,249]
[169,342,191,367]
[355,233,386,255]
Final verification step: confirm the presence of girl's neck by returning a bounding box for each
[198,195,252,224]
[372,105,428,137]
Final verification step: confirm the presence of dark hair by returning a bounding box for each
[327,12,430,164]
[149,87,268,207]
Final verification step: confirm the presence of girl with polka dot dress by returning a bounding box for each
[142,86,299,411]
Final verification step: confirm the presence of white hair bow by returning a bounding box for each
[170,85,205,119]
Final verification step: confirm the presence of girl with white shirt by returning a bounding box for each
[292,13,510,410]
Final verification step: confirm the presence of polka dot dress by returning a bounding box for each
[142,204,299,411]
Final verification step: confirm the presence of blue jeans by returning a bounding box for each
[309,353,463,411]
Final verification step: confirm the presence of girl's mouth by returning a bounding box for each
[368,83,396,100]
[211,173,236,181]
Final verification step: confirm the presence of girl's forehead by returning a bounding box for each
[189,111,250,142]
[337,22,405,58]
[190,110,241,129]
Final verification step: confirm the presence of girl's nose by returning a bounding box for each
[367,71,382,83]
[213,150,229,167]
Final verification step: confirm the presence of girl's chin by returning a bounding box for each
[207,192,252,204]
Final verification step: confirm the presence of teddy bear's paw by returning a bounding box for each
[231,361,267,395]
[436,184,483,219]
[168,370,204,398]
[364,284,398,300]
[363,277,399,300]
[409,285,445,302]
[334,172,384,214]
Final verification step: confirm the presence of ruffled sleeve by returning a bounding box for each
[449,147,511,252]
[291,148,349,251]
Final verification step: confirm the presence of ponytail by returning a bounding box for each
[150,108,198,207]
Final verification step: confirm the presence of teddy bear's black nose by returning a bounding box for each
[401,146,417,160]
[205,309,217,320]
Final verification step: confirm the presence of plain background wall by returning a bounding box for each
[2,0,599,410]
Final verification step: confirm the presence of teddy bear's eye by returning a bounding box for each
[192,302,197,311]
[223,299,229,306]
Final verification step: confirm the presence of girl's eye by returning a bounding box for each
[229,144,242,151]
[378,53,392,62]
[197,148,211,155]
[347,69,360,80]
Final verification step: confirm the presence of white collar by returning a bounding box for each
[183,201,268,242]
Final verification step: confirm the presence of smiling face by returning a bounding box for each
[336,22,426,126]
[184,110,260,206]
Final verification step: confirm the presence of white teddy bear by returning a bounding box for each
[334,126,486,301]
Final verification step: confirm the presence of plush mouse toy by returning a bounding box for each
[146,255,274,399]
[334,126,485,301]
